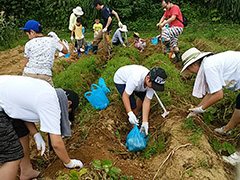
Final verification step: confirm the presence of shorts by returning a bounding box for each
[114,83,146,110]
[236,93,240,109]
[76,38,87,49]
[0,112,24,163]
[12,119,30,138]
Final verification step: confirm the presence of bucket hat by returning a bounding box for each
[180,47,213,74]
[149,67,167,92]
[73,6,84,16]
[119,25,128,32]
[134,32,140,38]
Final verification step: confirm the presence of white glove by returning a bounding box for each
[102,28,107,32]
[128,111,139,126]
[70,36,74,41]
[48,32,60,41]
[64,159,83,168]
[189,105,205,114]
[140,122,149,135]
[186,112,198,118]
[118,21,123,28]
[122,43,126,47]
[33,133,46,156]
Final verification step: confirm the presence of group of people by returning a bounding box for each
[0,0,239,179]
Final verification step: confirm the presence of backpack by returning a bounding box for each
[176,14,188,27]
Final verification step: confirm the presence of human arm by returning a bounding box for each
[103,16,112,31]
[112,10,122,27]
[159,15,176,29]
[157,16,166,27]
[24,57,29,67]
[139,97,151,135]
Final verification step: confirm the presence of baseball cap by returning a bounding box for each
[92,0,102,8]
[149,67,167,92]
[20,20,41,32]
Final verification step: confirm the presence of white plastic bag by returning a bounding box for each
[59,39,70,57]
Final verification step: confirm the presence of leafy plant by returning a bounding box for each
[68,168,88,180]
[202,107,216,125]
[93,159,121,180]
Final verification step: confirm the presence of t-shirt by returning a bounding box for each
[113,65,155,99]
[101,6,113,31]
[0,75,61,135]
[93,23,103,36]
[69,13,76,31]
[74,24,84,40]
[112,28,124,44]
[163,4,184,28]
[24,37,63,76]
[202,51,240,94]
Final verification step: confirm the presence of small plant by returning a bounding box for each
[115,131,121,139]
[93,159,121,180]
[202,107,216,125]
[68,168,87,180]
[209,136,236,154]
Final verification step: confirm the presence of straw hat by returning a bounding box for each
[73,6,84,16]
[134,32,140,38]
[119,25,128,32]
[180,47,213,74]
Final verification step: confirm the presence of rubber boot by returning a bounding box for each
[163,41,170,54]
[77,49,81,57]
[174,52,180,63]
[85,46,88,54]
[92,44,98,55]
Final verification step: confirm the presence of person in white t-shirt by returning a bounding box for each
[114,65,167,135]
[180,47,240,166]
[20,20,68,87]
[0,76,83,180]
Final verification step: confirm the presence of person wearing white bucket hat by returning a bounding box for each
[112,25,128,47]
[181,47,240,166]
[69,6,84,31]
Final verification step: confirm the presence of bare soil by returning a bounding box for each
[0,39,236,180]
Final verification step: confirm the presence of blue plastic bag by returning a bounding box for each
[125,124,149,152]
[98,77,110,94]
[151,37,158,45]
[85,84,109,110]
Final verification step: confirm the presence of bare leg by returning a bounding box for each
[0,160,21,180]
[133,98,142,117]
[19,135,41,180]
[223,109,240,132]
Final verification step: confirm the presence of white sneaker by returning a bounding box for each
[214,126,232,135]
[223,152,240,166]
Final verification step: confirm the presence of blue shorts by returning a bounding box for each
[115,83,146,110]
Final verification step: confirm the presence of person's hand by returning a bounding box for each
[122,43,126,47]
[140,122,149,135]
[102,28,107,32]
[186,112,198,118]
[33,133,46,156]
[70,36,74,41]
[189,106,205,114]
[48,32,60,41]
[64,159,83,168]
[156,23,160,27]
[118,21,123,28]
[128,111,139,126]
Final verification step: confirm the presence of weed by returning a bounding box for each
[209,136,236,155]
[199,158,210,169]
[68,168,87,180]
[115,131,121,139]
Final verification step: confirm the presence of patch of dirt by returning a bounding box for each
[0,39,236,180]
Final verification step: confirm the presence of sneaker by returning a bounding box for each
[222,152,240,166]
[214,126,232,135]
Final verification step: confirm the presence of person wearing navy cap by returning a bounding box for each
[20,20,68,87]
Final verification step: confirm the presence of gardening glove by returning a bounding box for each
[140,122,149,135]
[186,112,198,118]
[189,105,205,114]
[64,159,83,169]
[128,111,139,126]
[102,28,107,32]
[118,21,123,28]
[48,31,60,41]
[70,36,74,41]
[33,133,46,156]
[122,43,126,47]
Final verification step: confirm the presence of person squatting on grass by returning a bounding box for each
[20,20,68,87]
[114,65,167,135]
[92,0,123,56]
[71,17,88,57]
[180,47,240,166]
[130,32,146,52]
[0,76,83,180]
[156,0,184,63]
[112,25,128,47]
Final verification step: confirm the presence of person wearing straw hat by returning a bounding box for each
[130,32,146,52]
[180,47,240,166]
[112,25,128,47]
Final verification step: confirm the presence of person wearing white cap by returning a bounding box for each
[180,47,240,166]
[69,6,84,31]
[112,25,128,47]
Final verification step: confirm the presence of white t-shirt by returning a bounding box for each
[24,37,63,76]
[202,51,240,94]
[69,13,76,31]
[113,65,155,99]
[0,75,61,135]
